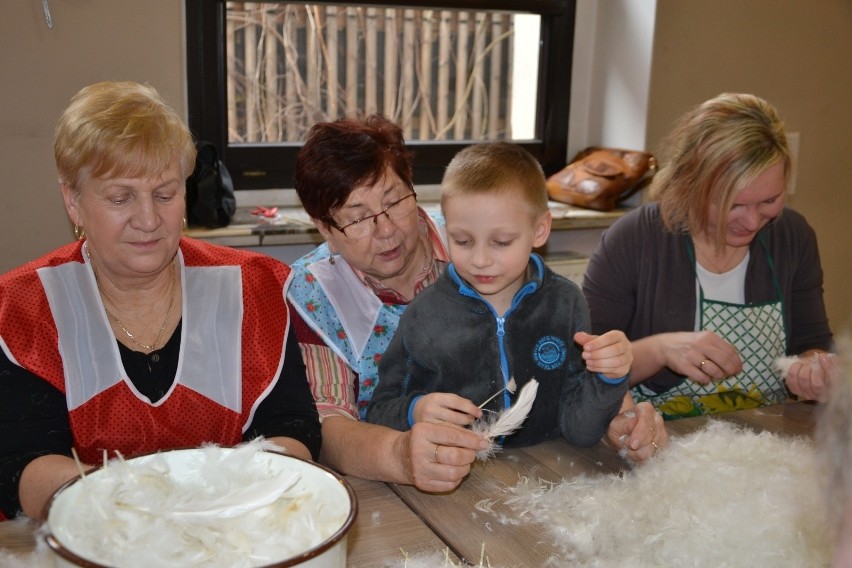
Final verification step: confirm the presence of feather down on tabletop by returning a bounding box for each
[471,379,538,460]
[466,420,831,567]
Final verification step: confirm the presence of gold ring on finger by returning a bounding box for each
[434,444,440,464]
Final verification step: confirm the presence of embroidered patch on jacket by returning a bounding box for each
[533,336,567,370]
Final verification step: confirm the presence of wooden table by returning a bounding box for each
[0,403,816,566]
[390,401,818,567]
[344,476,460,566]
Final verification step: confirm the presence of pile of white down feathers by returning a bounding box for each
[38,440,349,568]
[379,420,831,568]
[493,420,831,567]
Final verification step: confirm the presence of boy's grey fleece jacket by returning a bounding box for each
[366,254,627,448]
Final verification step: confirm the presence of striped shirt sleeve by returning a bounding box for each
[290,307,360,421]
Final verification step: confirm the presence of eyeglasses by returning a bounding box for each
[329,192,417,240]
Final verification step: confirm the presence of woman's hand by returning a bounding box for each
[413,393,483,426]
[394,420,489,493]
[785,350,836,402]
[604,394,667,463]
[637,331,743,384]
[576,330,633,379]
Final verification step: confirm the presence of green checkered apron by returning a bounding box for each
[635,235,788,419]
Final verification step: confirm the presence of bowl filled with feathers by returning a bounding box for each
[42,440,356,568]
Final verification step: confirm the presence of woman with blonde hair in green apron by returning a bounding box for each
[583,93,835,419]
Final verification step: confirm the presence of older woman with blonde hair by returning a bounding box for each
[584,93,835,419]
[0,81,320,520]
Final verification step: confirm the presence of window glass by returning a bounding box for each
[186,1,574,190]
[226,3,540,144]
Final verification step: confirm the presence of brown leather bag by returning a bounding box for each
[546,147,657,211]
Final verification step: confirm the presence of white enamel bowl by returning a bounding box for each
[43,448,357,568]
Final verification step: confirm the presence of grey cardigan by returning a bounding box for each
[583,203,833,393]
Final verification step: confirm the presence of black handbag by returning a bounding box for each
[186,141,237,228]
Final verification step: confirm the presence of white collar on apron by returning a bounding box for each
[38,248,243,411]
[307,257,383,360]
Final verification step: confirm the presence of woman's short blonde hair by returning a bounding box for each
[651,93,790,248]
[54,81,196,192]
[441,142,549,218]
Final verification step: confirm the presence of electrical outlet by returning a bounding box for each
[786,131,800,195]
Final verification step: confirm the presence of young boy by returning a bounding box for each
[366,142,632,449]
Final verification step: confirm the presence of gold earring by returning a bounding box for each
[74,225,85,240]
[183,216,188,230]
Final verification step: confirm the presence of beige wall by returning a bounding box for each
[1,0,849,332]
[648,0,852,334]
[0,0,185,271]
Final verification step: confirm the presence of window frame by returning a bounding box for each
[185,0,576,190]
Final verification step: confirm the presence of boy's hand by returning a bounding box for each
[413,393,483,426]
[575,330,633,379]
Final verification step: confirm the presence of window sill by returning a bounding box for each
[184,199,629,248]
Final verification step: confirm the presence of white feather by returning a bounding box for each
[47,439,349,567]
[471,379,539,460]
[478,421,830,567]
[773,355,800,378]
[477,377,518,409]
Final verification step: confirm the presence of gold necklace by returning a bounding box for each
[87,248,177,353]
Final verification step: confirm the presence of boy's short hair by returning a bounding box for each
[441,142,549,217]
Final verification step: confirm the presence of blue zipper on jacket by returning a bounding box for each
[447,254,545,409]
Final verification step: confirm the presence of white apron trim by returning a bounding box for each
[308,257,384,362]
[38,249,243,412]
